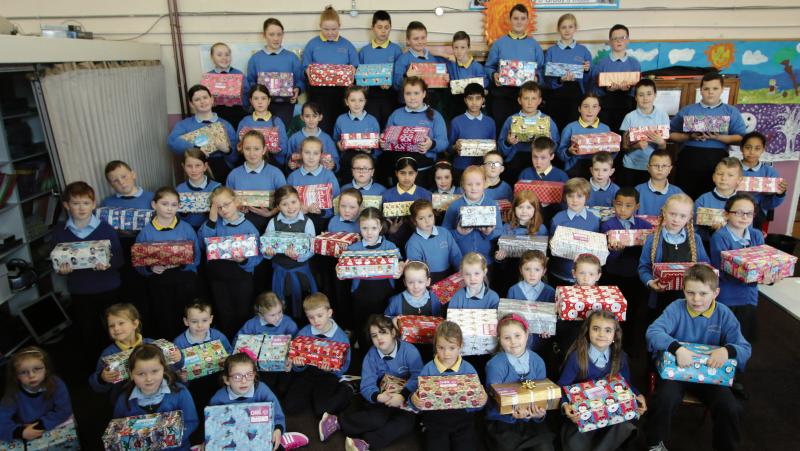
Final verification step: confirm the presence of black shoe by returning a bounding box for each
[731,381,748,400]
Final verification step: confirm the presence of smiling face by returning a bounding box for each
[741,136,765,167]
[372,20,391,43]
[588,316,616,351]
[250,90,271,114]
[684,279,719,314]
[345,90,366,115]
[183,307,212,339]
[106,166,137,196]
[461,262,486,289]
[224,362,256,395]
[64,195,96,223]
[182,155,207,183]
[462,171,485,202]
[452,39,470,62]
[700,79,723,106]
[130,358,164,395]
[396,166,417,191]
[558,18,577,42]
[579,97,601,124]
[107,314,139,343]
[407,29,427,53]
[518,90,542,114]
[211,45,231,70]
[724,198,756,231]
[152,193,179,221]
[509,10,528,34]
[369,325,396,354]
[612,195,638,220]
[499,321,528,357]
[435,336,461,367]
[259,304,284,326]
[264,24,284,51]
[305,306,333,332]
[712,165,742,195]
[662,199,692,233]
[320,19,340,42]
[635,85,656,111]
[278,193,301,219]
[359,217,382,244]
[413,206,436,234]
[573,261,601,287]
[301,107,322,130]
[190,89,214,115]
[214,191,240,222]
[301,141,322,169]
[515,200,535,225]
[338,194,361,221]
[434,167,454,192]
[403,83,426,110]
[241,135,267,166]
[15,357,46,390]
[404,267,431,298]
[521,259,545,285]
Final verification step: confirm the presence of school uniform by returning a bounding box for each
[385,289,444,317]
[485,179,513,202]
[618,106,670,187]
[173,328,232,354]
[208,382,287,437]
[0,377,73,442]
[100,187,155,210]
[245,47,306,127]
[326,215,360,234]
[449,112,497,171]
[446,57,489,117]
[493,222,548,296]
[384,105,449,180]
[405,226,462,282]
[286,165,341,226]
[589,53,640,134]
[498,111,561,183]
[646,300,750,451]
[173,327,233,415]
[557,118,613,178]
[447,284,500,310]
[434,186,463,195]
[234,314,299,345]
[285,128,340,173]
[237,111,289,164]
[263,212,317,319]
[548,208,601,285]
[634,180,684,216]
[225,160,287,232]
[741,160,786,228]
[381,185,433,204]
[332,110,382,182]
[88,336,156,401]
[542,40,592,131]
[507,281,556,303]
[393,48,451,113]
[442,195,503,264]
[302,34,359,134]
[359,39,403,128]
[176,177,221,229]
[587,179,620,208]
[341,179,386,197]
[518,165,569,226]
[167,114,239,181]
[694,188,737,245]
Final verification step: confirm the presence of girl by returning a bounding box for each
[245,18,304,128]
[225,129,287,232]
[448,252,500,310]
[207,42,247,129]
[495,190,548,261]
[385,261,444,318]
[198,187,263,338]
[442,165,502,262]
[542,14,592,131]
[302,6,359,135]
[433,161,462,195]
[168,84,238,183]
[0,347,72,443]
[559,311,646,451]
[411,321,487,451]
[485,315,555,451]
[405,199,462,283]
[332,85,382,183]
[134,187,202,339]
[328,188,362,234]
[382,157,433,247]
[176,149,221,229]
[342,153,386,196]
[638,193,710,318]
[557,94,612,179]
[286,136,341,231]
[113,344,198,451]
[339,315,424,451]
[506,250,556,353]
[739,132,788,228]
[286,102,340,173]
[262,185,318,320]
[556,254,604,355]
[236,85,290,170]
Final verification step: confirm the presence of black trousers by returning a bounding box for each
[70,288,118,368]
[207,260,254,339]
[366,87,398,129]
[307,86,347,135]
[543,82,581,132]
[284,366,351,416]
[486,420,555,451]
[729,304,757,343]
[489,85,520,139]
[352,279,394,350]
[146,268,198,339]
[422,409,477,451]
[613,163,650,189]
[598,91,635,134]
[561,419,636,451]
[268,101,296,133]
[208,156,233,188]
[675,146,729,200]
[340,402,416,450]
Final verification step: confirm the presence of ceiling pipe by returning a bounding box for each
[167,0,189,117]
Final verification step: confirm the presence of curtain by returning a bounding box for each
[39,61,172,200]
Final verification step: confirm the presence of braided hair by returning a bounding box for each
[650,193,697,265]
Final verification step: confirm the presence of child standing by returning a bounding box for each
[332,85,382,183]
[342,153,386,196]
[177,150,221,229]
[557,94,613,178]
[548,178,600,286]
[207,42,246,129]
[447,32,488,118]
[587,151,620,208]
[286,136,341,230]
[100,160,155,210]
[589,24,640,134]
[286,102,340,173]
[739,131,788,229]
[236,85,289,168]
[483,151,513,202]
[433,162,462,195]
[634,150,684,216]
[393,21,450,113]
[448,252,500,310]
[358,10,402,128]
[442,166,503,262]
[519,137,569,227]
[618,79,669,188]
[694,157,744,244]
[174,302,233,359]
[505,251,556,354]
[382,157,433,246]
[405,200,463,283]
[556,254,603,355]
[450,83,497,173]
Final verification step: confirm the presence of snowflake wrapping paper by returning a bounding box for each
[492,379,561,415]
[497,299,557,335]
[656,342,737,386]
[682,115,730,133]
[258,334,292,372]
[431,273,465,304]
[409,63,450,88]
[178,192,211,213]
[235,190,273,208]
[571,132,622,154]
[606,229,654,247]
[355,63,393,86]
[200,73,244,106]
[544,62,583,79]
[514,180,564,204]
[736,176,784,194]
[449,77,485,94]
[597,71,640,87]
[432,193,462,211]
[307,64,355,87]
[510,115,551,142]
[336,249,401,280]
[257,72,294,98]
[396,315,444,344]
[259,232,312,255]
[457,139,496,156]
[312,232,360,258]
[96,207,153,231]
[563,374,639,432]
[497,235,548,258]
[205,234,259,261]
[459,205,497,227]
[550,226,610,265]
[340,132,380,150]
[652,263,718,291]
[131,240,195,267]
[102,411,183,451]
[237,126,281,153]
[288,336,350,371]
[380,126,430,151]
[446,308,498,356]
[733,104,800,162]
[50,240,111,271]
[556,286,627,322]
[627,125,670,141]
[182,340,228,381]
[179,122,230,156]
[498,60,537,87]
[415,374,487,410]
[204,403,274,450]
[295,183,333,209]
[720,244,797,283]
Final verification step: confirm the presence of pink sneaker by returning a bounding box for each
[345,437,370,451]
[281,431,309,449]
[319,412,340,442]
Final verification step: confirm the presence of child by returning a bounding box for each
[113,344,197,451]
[671,72,747,200]
[638,194,710,317]
[560,310,646,451]
[739,131,788,229]
[385,261,444,318]
[0,347,73,443]
[587,151,620,207]
[100,160,155,210]
[198,187,263,337]
[618,78,669,188]
[235,291,299,341]
[393,21,450,112]
[245,18,304,127]
[485,3,544,130]
[557,94,613,178]
[589,24,640,134]
[447,32,488,118]
[358,10,402,128]
[694,157,744,244]
[167,85,238,182]
[442,165,502,262]
[485,315,554,451]
[448,252,500,309]
[450,83,497,173]
[635,150,684,216]
[506,250,556,302]
[483,151,513,202]
[236,85,290,168]
[645,265,750,451]
[519,137,569,226]
[341,153,386,196]
[262,185,318,320]
[302,6,359,134]
[340,315,423,451]
[497,189,548,243]
[207,42,246,129]
[382,157,434,204]
[332,85,382,182]
[548,178,600,286]
[433,161,462,195]
[498,81,560,183]
[542,13,592,131]
[286,136,341,229]
[328,188,362,234]
[411,321,487,450]
[287,102,340,173]
[556,254,604,355]
[405,199,463,283]
[177,149,222,229]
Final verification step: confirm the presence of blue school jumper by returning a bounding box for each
[557,119,613,172]
[381,185,433,204]
[448,284,500,310]
[549,208,601,282]
[112,383,197,451]
[485,351,548,423]
[501,222,548,237]
[601,215,654,277]
[263,212,317,316]
[89,338,156,396]
[392,49,449,92]
[507,281,556,302]
[385,106,449,164]
[449,112,497,170]
[134,218,201,275]
[670,103,747,150]
[234,314,299,345]
[498,111,561,163]
[442,195,503,263]
[710,225,765,308]
[332,111,383,157]
[347,237,399,292]
[52,218,124,294]
[558,350,637,394]
[435,187,463,195]
[208,382,287,431]
[173,328,233,354]
[484,35,545,82]
[694,188,736,241]
[405,226,462,275]
[176,177,221,228]
[385,289,444,317]
[486,180,513,202]
[620,107,671,171]
[635,181,684,216]
[286,128,340,172]
[447,58,489,88]
[359,40,403,65]
[518,164,569,183]
[286,165,341,218]
[197,214,263,273]
[237,113,289,158]
[542,42,592,93]
[167,114,239,168]
[741,160,786,217]
[588,179,620,208]
[327,215,360,234]
[0,377,73,441]
[638,229,710,308]
[100,187,155,210]
[294,322,352,377]
[225,160,286,191]
[342,179,386,197]
[588,54,641,97]
[245,48,306,105]
[416,357,482,412]
[361,340,424,402]
[301,35,359,69]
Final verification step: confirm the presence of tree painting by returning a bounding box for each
[772,47,799,96]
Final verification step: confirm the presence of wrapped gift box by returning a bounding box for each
[695,207,726,228]
[307,63,355,87]
[336,249,401,280]
[178,192,211,213]
[289,152,333,168]
[102,339,180,383]
[458,139,496,157]
[96,207,153,231]
[606,229,654,247]
[652,263,718,291]
[720,244,797,284]
[449,77,485,94]
[571,132,622,155]
[235,190,273,208]
[588,206,615,222]
[233,334,264,362]
[563,374,639,432]
[497,235,548,258]
[200,73,244,106]
[511,116,551,142]
[497,299,557,335]
[131,240,194,267]
[22,418,80,451]
[383,201,413,218]
[205,234,259,261]
[544,62,583,79]
[259,334,292,372]
[447,309,498,356]
[237,126,281,153]
[736,176,784,194]
[182,340,228,381]
[179,122,230,156]
[460,205,497,227]
[204,403,274,451]
[257,71,294,98]
[431,273,465,305]
[355,63,393,86]
[50,240,111,271]
[409,63,450,88]
[334,194,381,215]
[550,226,610,265]
[416,374,486,410]
[397,315,444,344]
[498,199,512,222]
[556,286,627,322]
[380,126,430,151]
[636,215,660,227]
[432,193,462,211]
[683,115,730,133]
[514,180,563,204]
[656,342,737,386]
[103,411,183,451]
[598,71,641,87]
[259,232,312,255]
[628,125,670,141]
[312,232,360,258]
[295,183,333,209]
[492,379,561,415]
[341,132,380,150]
[380,375,415,411]
[288,336,350,371]
[498,60,537,87]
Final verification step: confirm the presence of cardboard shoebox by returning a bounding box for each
[449,76,485,94]
[597,71,640,87]
[409,62,450,88]
[288,336,349,371]
[312,232,360,258]
[257,71,294,97]
[457,139,496,157]
[131,240,194,267]
[178,192,211,213]
[446,308,498,356]
[627,125,670,141]
[335,249,401,280]
[258,334,291,372]
[340,132,380,150]
[497,299,557,335]
[382,201,414,218]
[656,342,737,386]
[235,190,273,208]
[588,206,615,222]
[498,60,537,87]
[103,339,180,383]
[544,62,583,79]
[736,176,784,194]
[295,183,333,210]
[415,374,486,410]
[182,339,228,381]
[550,226,610,265]
[204,402,274,451]
[9,417,81,451]
[334,194,381,215]
[179,122,229,156]
[652,262,718,291]
[563,374,639,432]
[432,193,462,211]
[514,180,564,204]
[606,228,654,247]
[307,63,355,87]
[237,126,281,153]
[431,273,465,305]
[102,411,183,451]
[200,73,244,106]
[259,232,312,255]
[497,235,548,258]
[396,315,444,344]
[380,126,430,151]
[459,205,497,227]
[555,286,627,322]
[205,234,259,261]
[682,115,730,133]
[355,63,392,86]
[50,239,111,271]
[491,379,561,415]
[96,207,153,231]
[510,115,551,142]
[695,207,726,228]
[233,334,264,362]
[720,244,797,284]
[570,131,622,154]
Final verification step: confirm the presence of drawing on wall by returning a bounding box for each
[737,42,800,104]
[731,104,800,161]
[471,0,617,9]
[482,0,536,46]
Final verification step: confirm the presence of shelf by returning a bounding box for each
[0,241,25,260]
[25,229,51,244]
[2,110,37,121]
[11,151,48,164]
[19,190,52,204]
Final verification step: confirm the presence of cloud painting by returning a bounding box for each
[668,48,695,65]
[628,48,659,62]
[742,50,769,65]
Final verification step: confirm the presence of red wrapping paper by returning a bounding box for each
[396,315,444,344]
[237,127,281,153]
[340,132,380,150]
[295,183,333,209]
[556,286,627,321]
[131,241,194,267]
[431,273,465,304]
[307,64,355,87]
[409,63,450,88]
[287,336,349,371]
[736,176,784,194]
[606,229,654,247]
[312,232,360,257]
[200,73,243,106]
[514,180,564,204]
[652,263,718,291]
[380,126,430,151]
[570,132,622,155]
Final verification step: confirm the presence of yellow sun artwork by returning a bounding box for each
[704,43,736,71]
[483,0,536,46]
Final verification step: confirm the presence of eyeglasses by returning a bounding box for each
[728,210,754,218]
[483,162,503,168]
[352,167,373,172]
[649,164,672,170]
[610,36,628,42]
[228,372,256,382]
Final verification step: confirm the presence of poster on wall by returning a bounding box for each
[469,0,618,9]
[728,104,800,162]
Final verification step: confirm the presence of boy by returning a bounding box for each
[393,21,449,109]
[359,10,402,128]
[447,31,488,117]
[234,291,299,343]
[284,293,354,441]
[589,24,640,133]
[587,151,620,207]
[548,177,600,287]
[671,72,747,200]
[498,81,560,182]
[694,157,743,243]
[646,265,750,451]
[341,153,386,196]
[618,78,669,188]
[449,83,497,173]
[483,151,512,202]
[635,150,683,216]
[100,160,155,210]
[520,137,569,225]
[739,131,788,229]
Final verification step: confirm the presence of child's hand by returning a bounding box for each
[215,137,230,153]
[620,82,632,91]
[540,332,551,339]
[386,393,405,408]
[94,262,110,271]
[101,367,119,383]
[635,139,649,150]
[636,394,647,415]
[608,241,625,251]
[561,72,575,82]
[170,348,181,363]
[248,206,274,218]
[506,132,520,146]
[479,225,495,236]
[272,429,282,451]
[511,405,530,419]
[322,159,336,171]
[57,262,73,275]
[406,68,420,78]
[285,245,299,260]
[387,217,403,234]
[288,159,300,170]
[675,346,697,368]
[582,60,590,72]
[263,246,276,257]
[562,402,579,423]
[291,356,305,367]
[377,392,391,403]
[456,224,471,236]
[711,221,725,231]
[607,82,620,92]
[494,249,507,261]
[530,404,547,419]
[777,179,788,195]
[318,361,331,372]
[567,142,580,155]
[493,72,501,86]
[22,424,44,441]
[454,140,462,154]
[290,88,300,103]
[647,279,666,292]
[647,130,666,147]
[394,260,405,279]
[337,140,345,151]
[410,392,422,409]
[419,136,433,153]
[232,256,246,263]
[152,265,167,275]
[703,132,721,142]
[306,204,321,215]
[391,316,400,330]
[381,84,391,90]
[284,359,292,372]
[707,346,729,368]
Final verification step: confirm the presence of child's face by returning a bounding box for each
[612,195,638,220]
[521,259,545,285]
[372,20,391,43]
[278,194,301,218]
[712,166,742,194]
[211,45,231,69]
[573,262,601,287]
[588,317,616,351]
[106,167,137,196]
[301,108,322,130]
[509,10,529,34]
[107,314,139,343]
[579,97,600,123]
[558,19,577,41]
[214,193,239,221]
[700,79,723,105]
[515,200,535,224]
[65,195,96,222]
[403,83,425,110]
[452,39,470,61]
[462,172,485,201]
[413,207,436,234]
[360,217,382,243]
[407,29,427,53]
[264,24,284,49]
[320,19,340,41]
[224,362,255,395]
[183,156,207,182]
[301,143,322,169]
[609,29,629,53]
[259,305,284,326]
[647,156,672,181]
[483,155,504,179]
[250,90,271,113]
[724,199,755,230]
[518,90,542,114]
[435,336,461,366]
[338,194,361,221]
[462,262,486,288]
[396,167,417,190]
[242,136,267,165]
[662,200,692,232]
[352,158,375,184]
[183,308,212,338]
[565,191,587,212]
[305,306,333,331]
[369,325,396,354]
[684,279,719,314]
[531,149,554,171]
[152,194,179,219]
[464,93,485,114]
[15,357,46,390]
[590,161,614,184]
[345,91,366,115]
[131,358,164,395]
[635,85,656,110]
[499,322,528,357]
[741,138,765,166]
[434,168,453,191]
[405,268,431,298]
[190,90,214,114]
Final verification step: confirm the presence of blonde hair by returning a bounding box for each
[574,253,602,271]
[435,320,463,347]
[557,13,577,29]
[461,252,487,272]
[564,177,591,197]
[255,291,284,313]
[303,293,331,312]
[459,165,486,189]
[105,303,141,333]
[511,190,544,236]
[320,5,340,25]
[209,186,236,203]
[715,157,744,176]
[210,42,230,55]
[650,194,698,264]
[404,260,431,279]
